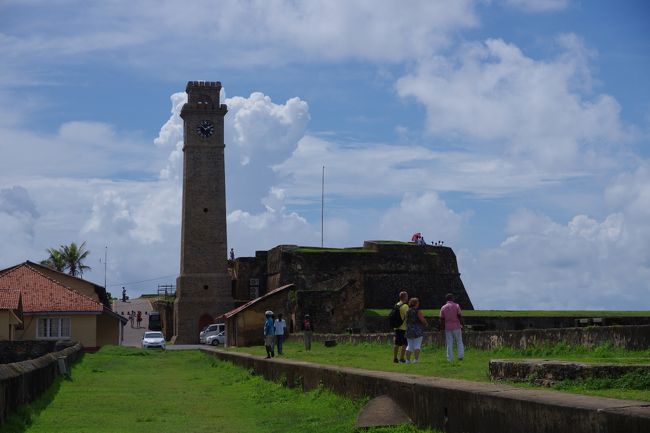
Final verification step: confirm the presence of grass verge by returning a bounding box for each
[3,346,437,433]
[230,341,650,402]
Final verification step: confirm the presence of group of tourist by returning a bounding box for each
[392,291,464,364]
[127,310,143,329]
[262,311,314,358]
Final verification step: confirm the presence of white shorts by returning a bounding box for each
[406,336,423,351]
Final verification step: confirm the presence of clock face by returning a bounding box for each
[196,120,214,138]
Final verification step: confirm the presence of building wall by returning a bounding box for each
[226,288,295,347]
[152,300,174,341]
[296,277,365,334]
[232,256,267,300]
[15,314,98,348]
[268,243,473,311]
[0,311,9,340]
[96,312,120,346]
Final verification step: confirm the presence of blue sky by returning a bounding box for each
[1,0,649,309]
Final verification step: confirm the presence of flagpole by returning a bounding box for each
[104,246,107,289]
[321,165,325,247]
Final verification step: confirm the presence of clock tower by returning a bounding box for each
[173,80,233,344]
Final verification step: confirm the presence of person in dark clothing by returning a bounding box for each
[405,297,428,363]
[302,314,314,351]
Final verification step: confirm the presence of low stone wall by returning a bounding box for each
[364,315,650,332]
[490,359,650,386]
[0,341,76,364]
[310,325,650,351]
[202,348,650,433]
[0,342,83,426]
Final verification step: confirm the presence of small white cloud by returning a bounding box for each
[379,192,467,244]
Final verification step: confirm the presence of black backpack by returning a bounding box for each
[388,303,404,329]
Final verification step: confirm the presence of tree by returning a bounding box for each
[41,242,91,277]
[60,241,91,277]
[40,248,66,272]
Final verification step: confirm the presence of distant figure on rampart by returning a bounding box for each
[440,293,464,362]
[230,248,235,261]
[411,232,426,246]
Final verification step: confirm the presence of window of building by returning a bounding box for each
[37,318,71,339]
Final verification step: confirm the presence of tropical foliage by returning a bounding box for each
[40,241,91,277]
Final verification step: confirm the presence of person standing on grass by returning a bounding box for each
[440,293,464,361]
[392,291,409,363]
[274,313,287,355]
[263,310,275,358]
[302,314,313,351]
[405,297,428,363]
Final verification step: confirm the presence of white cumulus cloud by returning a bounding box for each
[396,36,628,171]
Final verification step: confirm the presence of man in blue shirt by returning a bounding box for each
[263,310,275,358]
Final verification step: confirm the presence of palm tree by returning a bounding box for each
[40,248,66,272]
[60,241,91,277]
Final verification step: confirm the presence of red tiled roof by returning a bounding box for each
[0,288,20,309]
[0,263,103,313]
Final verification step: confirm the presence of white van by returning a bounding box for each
[199,323,225,344]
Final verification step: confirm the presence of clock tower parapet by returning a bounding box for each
[181,81,228,117]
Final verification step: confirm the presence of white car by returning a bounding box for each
[199,323,225,343]
[142,331,166,349]
[206,331,225,346]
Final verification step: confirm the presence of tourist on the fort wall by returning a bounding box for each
[263,310,275,358]
[440,293,464,362]
[274,313,287,355]
[392,291,409,363]
[229,248,235,261]
[302,314,314,351]
[405,297,428,364]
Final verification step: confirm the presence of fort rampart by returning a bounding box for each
[0,342,83,426]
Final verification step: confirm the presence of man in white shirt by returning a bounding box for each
[274,313,287,355]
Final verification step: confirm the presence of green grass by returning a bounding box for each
[371,241,415,245]
[4,347,436,433]
[293,246,375,253]
[365,309,650,317]
[230,341,650,401]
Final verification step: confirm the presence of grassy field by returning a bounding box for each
[4,347,436,433]
[365,309,650,317]
[231,341,650,402]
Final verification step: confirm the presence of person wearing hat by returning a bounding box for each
[263,310,275,358]
[301,313,314,351]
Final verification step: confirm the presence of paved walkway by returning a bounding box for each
[113,298,153,347]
